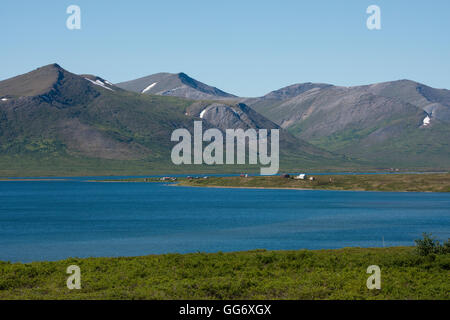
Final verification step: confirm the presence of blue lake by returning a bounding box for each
[0,179,449,262]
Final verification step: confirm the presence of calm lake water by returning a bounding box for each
[1,179,449,262]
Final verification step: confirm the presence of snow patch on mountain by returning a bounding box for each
[84,78,114,91]
[423,115,431,126]
[230,108,239,116]
[142,82,157,93]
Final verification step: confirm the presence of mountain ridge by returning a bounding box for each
[116,72,236,100]
[1,64,449,174]
[243,79,450,168]
[0,64,344,176]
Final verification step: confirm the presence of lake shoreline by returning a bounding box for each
[5,173,449,193]
[173,184,422,193]
[175,173,450,193]
[83,173,450,192]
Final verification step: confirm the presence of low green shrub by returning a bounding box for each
[415,233,450,256]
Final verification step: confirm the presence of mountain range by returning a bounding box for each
[117,69,450,169]
[242,80,450,168]
[0,64,342,176]
[0,64,449,176]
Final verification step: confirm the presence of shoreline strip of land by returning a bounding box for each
[176,173,450,193]
[97,173,450,193]
[3,173,450,193]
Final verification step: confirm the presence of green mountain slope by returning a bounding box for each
[0,64,345,176]
[246,81,450,170]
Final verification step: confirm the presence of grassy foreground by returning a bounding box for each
[0,247,449,300]
[177,173,450,192]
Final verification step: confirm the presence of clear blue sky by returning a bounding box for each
[1,0,449,97]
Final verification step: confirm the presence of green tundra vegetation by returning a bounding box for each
[176,173,450,192]
[0,246,448,300]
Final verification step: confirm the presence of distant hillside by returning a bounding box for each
[116,72,236,100]
[245,80,450,169]
[2,64,447,174]
[360,80,450,122]
[0,64,343,176]
[116,71,450,170]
